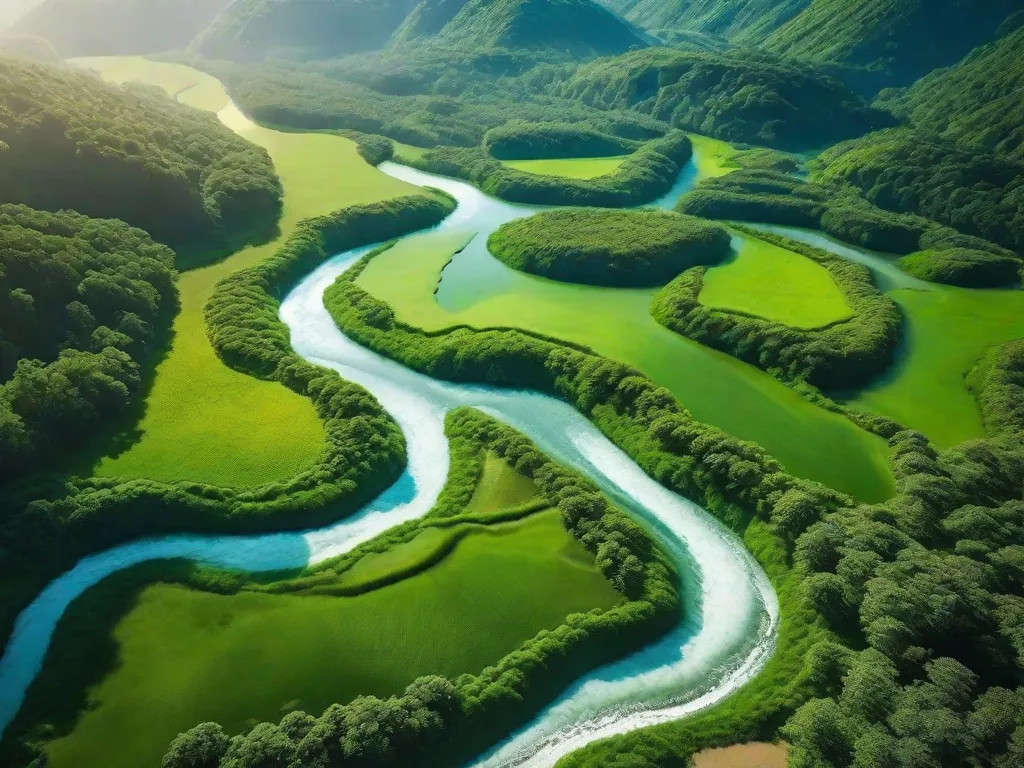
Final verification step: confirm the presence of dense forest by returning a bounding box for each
[0,55,282,269]
[877,24,1024,163]
[488,207,731,286]
[0,205,177,479]
[13,0,232,57]
[548,48,891,149]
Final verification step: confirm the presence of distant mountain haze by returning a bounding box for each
[13,0,233,56]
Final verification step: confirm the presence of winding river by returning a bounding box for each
[0,155,779,764]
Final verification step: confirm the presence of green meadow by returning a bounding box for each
[502,155,629,179]
[849,286,1024,447]
[23,443,618,768]
[357,230,894,501]
[76,58,419,488]
[700,234,854,329]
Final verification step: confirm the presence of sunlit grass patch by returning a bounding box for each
[502,155,628,179]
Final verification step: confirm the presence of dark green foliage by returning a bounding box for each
[488,207,731,286]
[193,0,422,61]
[549,47,892,150]
[877,26,1024,163]
[968,341,1024,437]
[483,121,638,160]
[152,407,678,768]
[899,249,1022,288]
[763,0,1019,89]
[0,205,177,479]
[599,0,809,46]
[13,0,232,58]
[678,169,1021,286]
[423,0,647,57]
[409,130,692,206]
[815,129,1024,256]
[0,56,283,270]
[651,227,901,390]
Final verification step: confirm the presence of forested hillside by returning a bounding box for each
[0,205,177,479]
[13,0,232,57]
[877,24,1024,163]
[764,0,1019,88]
[598,0,808,46]
[426,0,647,56]
[193,0,425,61]
[815,129,1024,255]
[0,56,282,268]
[550,48,891,149]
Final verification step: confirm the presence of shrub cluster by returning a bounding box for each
[409,130,693,207]
[678,170,1022,287]
[651,226,901,390]
[158,407,678,768]
[482,121,639,160]
[487,208,731,287]
[0,55,283,269]
[0,205,178,479]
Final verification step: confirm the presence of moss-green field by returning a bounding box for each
[502,155,629,179]
[849,286,1024,447]
[700,233,853,329]
[357,231,894,502]
[75,58,419,488]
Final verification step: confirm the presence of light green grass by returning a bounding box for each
[74,58,420,488]
[502,155,629,179]
[40,509,618,768]
[700,234,854,329]
[356,231,894,502]
[849,287,1024,447]
[392,140,431,163]
[468,451,541,512]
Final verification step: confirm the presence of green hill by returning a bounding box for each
[425,0,647,56]
[13,0,233,57]
[0,55,282,268]
[764,0,1020,88]
[877,24,1024,162]
[194,0,423,60]
[598,0,809,45]
[552,48,892,149]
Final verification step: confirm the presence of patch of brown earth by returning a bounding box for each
[692,742,788,768]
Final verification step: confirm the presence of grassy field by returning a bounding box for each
[699,233,854,329]
[74,58,419,487]
[502,156,629,179]
[468,452,541,512]
[849,287,1024,447]
[357,231,894,502]
[392,140,431,163]
[35,507,617,768]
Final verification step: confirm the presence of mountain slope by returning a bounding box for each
[764,0,1020,88]
[427,0,647,56]
[877,24,1024,162]
[0,55,282,267]
[13,0,233,57]
[194,0,423,60]
[598,0,809,45]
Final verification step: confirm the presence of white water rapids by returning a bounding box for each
[0,159,780,766]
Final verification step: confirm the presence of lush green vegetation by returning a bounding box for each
[409,131,692,206]
[0,205,177,480]
[6,413,638,768]
[763,0,1019,89]
[678,170,1022,287]
[356,231,894,499]
[599,0,809,46]
[487,208,731,286]
[549,48,892,149]
[877,25,1024,163]
[696,231,853,329]
[483,121,638,160]
[0,55,283,270]
[13,0,232,57]
[815,128,1024,258]
[133,407,676,768]
[502,155,627,179]
[652,227,899,392]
